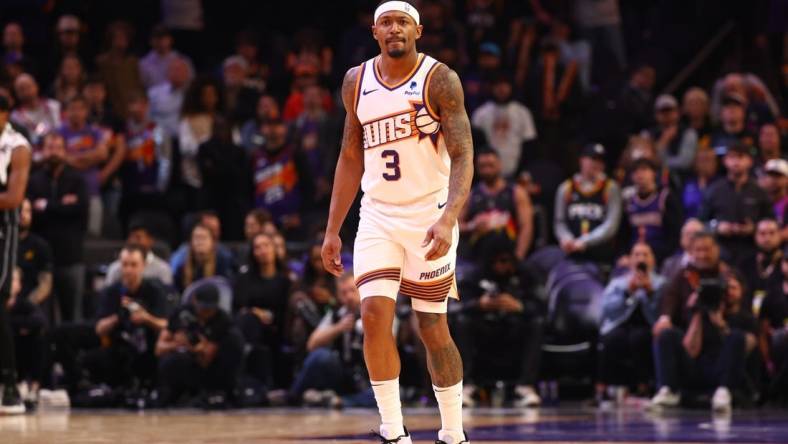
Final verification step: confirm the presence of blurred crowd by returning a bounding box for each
[1,0,787,411]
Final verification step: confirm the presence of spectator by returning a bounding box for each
[239,94,280,153]
[454,236,544,408]
[250,118,314,237]
[282,61,333,122]
[573,0,626,73]
[652,266,756,411]
[738,218,783,312]
[418,0,465,70]
[597,243,665,404]
[119,93,172,225]
[710,93,756,152]
[759,250,788,388]
[234,233,291,386]
[227,30,269,89]
[10,73,61,147]
[58,96,110,236]
[83,75,124,132]
[6,268,46,407]
[553,143,622,264]
[148,56,192,137]
[460,150,534,260]
[757,123,783,167]
[661,218,704,280]
[681,87,712,147]
[16,199,53,311]
[95,21,143,120]
[173,223,234,293]
[26,133,88,322]
[156,282,243,408]
[221,55,263,124]
[292,85,340,209]
[622,157,683,264]
[759,159,788,226]
[618,64,655,134]
[463,42,502,113]
[91,245,168,390]
[471,74,537,179]
[49,55,85,106]
[2,23,37,77]
[104,221,173,288]
[197,120,250,241]
[48,15,89,85]
[244,209,273,243]
[699,143,772,264]
[649,94,698,173]
[525,40,580,127]
[174,77,222,210]
[287,272,373,408]
[169,211,235,273]
[139,24,195,89]
[681,148,720,220]
[288,242,336,360]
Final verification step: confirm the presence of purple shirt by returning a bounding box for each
[59,124,104,196]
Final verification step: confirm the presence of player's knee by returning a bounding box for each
[360,296,394,335]
[415,312,450,343]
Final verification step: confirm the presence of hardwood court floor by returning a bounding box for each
[1,406,786,443]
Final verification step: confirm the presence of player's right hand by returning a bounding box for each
[321,232,344,277]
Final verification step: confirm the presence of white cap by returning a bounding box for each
[374,1,420,25]
[765,158,788,177]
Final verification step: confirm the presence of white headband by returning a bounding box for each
[374,1,420,25]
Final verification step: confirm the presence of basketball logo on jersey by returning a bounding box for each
[362,101,440,150]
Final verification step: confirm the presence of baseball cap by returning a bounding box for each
[0,95,10,112]
[765,158,788,177]
[580,143,606,160]
[654,94,678,111]
[722,92,747,107]
[193,284,220,310]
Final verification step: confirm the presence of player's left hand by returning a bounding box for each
[423,217,453,261]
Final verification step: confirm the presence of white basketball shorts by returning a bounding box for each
[353,189,459,314]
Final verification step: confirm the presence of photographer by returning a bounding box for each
[596,243,665,404]
[651,264,755,411]
[286,272,373,408]
[759,250,788,398]
[454,235,544,408]
[89,244,168,390]
[156,283,243,408]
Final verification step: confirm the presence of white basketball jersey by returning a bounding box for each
[354,53,450,204]
[0,123,29,186]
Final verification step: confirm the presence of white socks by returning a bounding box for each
[433,381,464,442]
[371,377,404,439]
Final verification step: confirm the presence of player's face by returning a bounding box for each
[373,12,422,59]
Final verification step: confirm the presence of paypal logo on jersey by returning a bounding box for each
[404,80,420,96]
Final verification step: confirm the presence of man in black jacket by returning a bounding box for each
[26,132,88,322]
[699,143,772,264]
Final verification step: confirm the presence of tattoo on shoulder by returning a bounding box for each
[340,66,364,156]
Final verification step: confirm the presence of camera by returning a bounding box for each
[177,310,202,345]
[697,279,725,312]
[636,262,647,273]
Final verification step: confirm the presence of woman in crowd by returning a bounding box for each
[174,223,233,292]
[234,232,292,387]
[50,55,85,105]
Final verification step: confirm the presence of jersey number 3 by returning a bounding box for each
[381,150,401,181]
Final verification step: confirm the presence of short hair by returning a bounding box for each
[121,243,147,260]
[127,219,152,236]
[475,148,499,159]
[757,217,779,228]
[65,95,88,108]
[690,230,716,246]
[246,208,272,225]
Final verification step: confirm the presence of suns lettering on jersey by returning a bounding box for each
[362,109,415,149]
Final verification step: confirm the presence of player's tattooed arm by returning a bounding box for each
[322,66,365,276]
[429,64,473,223]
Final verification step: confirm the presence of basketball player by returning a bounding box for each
[321,1,473,443]
[0,95,33,414]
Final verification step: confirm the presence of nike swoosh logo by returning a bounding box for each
[362,88,378,96]
[438,201,447,209]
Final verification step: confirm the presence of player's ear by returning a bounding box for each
[371,25,378,40]
[415,24,423,40]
